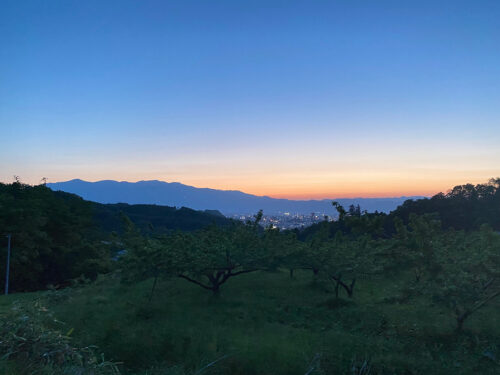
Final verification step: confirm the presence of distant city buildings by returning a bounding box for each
[230,212,335,230]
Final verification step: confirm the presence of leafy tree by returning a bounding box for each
[320,234,381,298]
[396,214,442,281]
[332,201,347,221]
[122,212,272,297]
[280,240,308,279]
[391,214,500,331]
[0,182,111,292]
[120,215,174,301]
[390,178,500,231]
[348,204,361,218]
[302,221,332,276]
[423,227,500,331]
[119,212,286,297]
[171,223,268,295]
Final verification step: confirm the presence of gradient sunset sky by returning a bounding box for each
[1,0,499,199]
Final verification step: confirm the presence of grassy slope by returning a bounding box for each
[1,270,494,375]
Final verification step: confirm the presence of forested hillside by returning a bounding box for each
[389,179,500,230]
[0,182,231,292]
[0,182,110,292]
[300,178,500,240]
[92,202,229,234]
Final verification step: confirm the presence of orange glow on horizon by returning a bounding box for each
[6,170,499,201]
[206,185,440,200]
[175,176,494,200]
[149,178,490,200]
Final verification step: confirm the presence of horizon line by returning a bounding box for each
[45,178,432,201]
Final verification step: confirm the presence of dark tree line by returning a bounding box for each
[299,178,500,241]
[0,182,112,291]
[389,178,500,231]
[0,181,235,292]
[92,203,231,234]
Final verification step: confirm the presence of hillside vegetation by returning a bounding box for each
[0,182,230,292]
[299,178,500,240]
[92,202,229,234]
[0,178,500,374]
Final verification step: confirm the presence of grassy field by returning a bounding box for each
[1,269,500,374]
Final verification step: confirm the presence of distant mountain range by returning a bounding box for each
[47,179,426,216]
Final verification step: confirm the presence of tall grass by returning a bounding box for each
[0,299,120,375]
[2,270,500,374]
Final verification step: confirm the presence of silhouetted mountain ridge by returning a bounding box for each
[47,179,426,216]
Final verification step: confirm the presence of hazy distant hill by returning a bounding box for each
[48,179,425,216]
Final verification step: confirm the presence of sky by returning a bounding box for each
[1,0,499,199]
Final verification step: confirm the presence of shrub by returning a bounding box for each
[0,300,120,375]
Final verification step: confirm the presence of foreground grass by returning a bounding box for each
[2,270,500,374]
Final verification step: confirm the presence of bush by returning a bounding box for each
[0,300,120,375]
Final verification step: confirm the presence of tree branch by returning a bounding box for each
[178,274,213,290]
[471,289,500,315]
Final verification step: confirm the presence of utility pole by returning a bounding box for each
[5,234,11,295]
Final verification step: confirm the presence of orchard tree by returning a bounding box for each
[121,212,273,297]
[172,220,270,296]
[120,216,177,301]
[391,214,500,331]
[320,234,380,298]
[301,221,332,276]
[261,227,304,278]
[423,226,500,331]
[384,214,442,282]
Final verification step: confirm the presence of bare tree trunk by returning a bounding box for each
[347,278,356,298]
[211,284,220,296]
[455,309,470,332]
[178,268,260,296]
[414,268,421,282]
[208,273,222,296]
[330,274,355,298]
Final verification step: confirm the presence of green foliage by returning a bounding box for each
[92,203,231,235]
[28,269,500,375]
[301,178,500,242]
[320,236,383,298]
[0,182,112,292]
[123,218,279,295]
[121,211,302,296]
[263,227,303,274]
[0,299,119,375]
[0,181,233,292]
[419,226,500,330]
[3,179,500,374]
[301,224,382,298]
[390,178,500,231]
[388,215,500,330]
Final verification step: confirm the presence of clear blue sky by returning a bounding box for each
[1,0,499,198]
